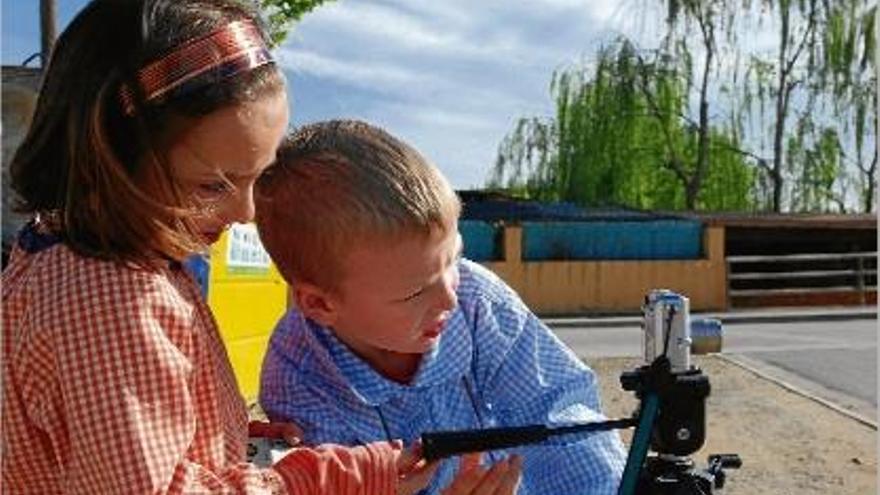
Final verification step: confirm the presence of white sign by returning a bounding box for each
[226,223,271,271]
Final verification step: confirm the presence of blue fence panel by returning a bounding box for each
[459,220,499,261]
[183,254,210,298]
[522,220,703,260]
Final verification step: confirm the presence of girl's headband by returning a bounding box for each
[120,20,273,115]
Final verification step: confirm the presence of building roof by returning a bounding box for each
[1,66,42,89]
[457,190,689,223]
[457,190,877,230]
[681,212,877,230]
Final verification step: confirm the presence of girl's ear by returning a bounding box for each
[291,283,339,326]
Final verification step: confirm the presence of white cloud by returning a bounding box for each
[385,102,498,132]
[288,0,526,63]
[297,2,465,54]
[276,0,637,187]
[277,47,431,92]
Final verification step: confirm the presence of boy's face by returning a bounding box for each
[319,223,462,372]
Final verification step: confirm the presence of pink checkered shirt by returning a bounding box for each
[2,241,396,494]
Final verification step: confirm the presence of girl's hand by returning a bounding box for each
[440,453,523,495]
[247,420,303,446]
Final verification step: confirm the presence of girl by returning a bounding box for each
[3,1,522,493]
[3,0,387,491]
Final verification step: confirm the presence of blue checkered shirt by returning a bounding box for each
[260,259,626,494]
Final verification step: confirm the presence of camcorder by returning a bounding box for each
[421,289,741,495]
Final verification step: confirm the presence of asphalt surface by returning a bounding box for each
[546,306,878,421]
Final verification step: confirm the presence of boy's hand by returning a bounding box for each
[440,453,523,495]
[393,441,523,495]
[395,440,441,495]
[247,420,303,446]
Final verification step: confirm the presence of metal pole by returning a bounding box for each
[40,0,57,66]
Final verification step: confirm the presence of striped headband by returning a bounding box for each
[120,20,273,115]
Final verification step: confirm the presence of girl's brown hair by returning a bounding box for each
[10,0,285,266]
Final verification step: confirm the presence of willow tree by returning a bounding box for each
[820,1,877,212]
[652,0,728,209]
[489,39,757,211]
[711,0,876,211]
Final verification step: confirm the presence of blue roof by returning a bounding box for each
[458,190,688,223]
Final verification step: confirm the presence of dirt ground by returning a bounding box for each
[588,355,878,495]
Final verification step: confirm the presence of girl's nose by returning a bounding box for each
[225,185,256,224]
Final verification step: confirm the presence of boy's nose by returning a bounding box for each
[435,269,459,311]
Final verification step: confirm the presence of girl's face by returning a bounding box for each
[165,90,289,244]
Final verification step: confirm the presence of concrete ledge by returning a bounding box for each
[717,353,878,429]
[543,306,877,329]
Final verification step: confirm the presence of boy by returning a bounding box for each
[254,120,626,494]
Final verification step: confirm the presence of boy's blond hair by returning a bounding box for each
[255,119,461,291]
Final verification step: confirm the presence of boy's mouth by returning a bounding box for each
[422,319,447,338]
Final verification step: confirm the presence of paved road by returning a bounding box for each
[550,317,878,419]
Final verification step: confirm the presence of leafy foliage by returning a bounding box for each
[489,39,757,211]
[260,0,334,45]
[490,0,877,213]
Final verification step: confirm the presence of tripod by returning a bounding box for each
[617,354,741,495]
[420,354,741,494]
[421,290,741,494]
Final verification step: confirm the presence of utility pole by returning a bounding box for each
[40,0,57,65]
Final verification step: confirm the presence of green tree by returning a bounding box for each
[493,0,877,213]
[653,0,726,210]
[261,0,334,46]
[489,39,757,211]
[821,2,877,211]
[718,0,875,211]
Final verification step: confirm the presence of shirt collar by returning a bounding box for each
[302,309,472,405]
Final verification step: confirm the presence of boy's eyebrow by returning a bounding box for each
[391,239,462,303]
[448,235,464,265]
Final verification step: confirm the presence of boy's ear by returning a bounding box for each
[291,283,339,326]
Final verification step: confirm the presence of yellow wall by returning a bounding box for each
[207,227,288,400]
[485,226,727,314]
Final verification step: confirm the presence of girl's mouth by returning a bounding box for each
[202,230,223,244]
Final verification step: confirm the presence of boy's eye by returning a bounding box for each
[401,288,425,302]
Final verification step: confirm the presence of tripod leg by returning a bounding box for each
[618,393,660,495]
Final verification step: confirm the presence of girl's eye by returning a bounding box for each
[198,181,231,196]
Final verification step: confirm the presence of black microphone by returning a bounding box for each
[421,419,636,461]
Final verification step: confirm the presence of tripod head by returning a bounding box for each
[624,290,710,457]
[616,290,740,495]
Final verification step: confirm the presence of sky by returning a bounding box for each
[1,0,649,189]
